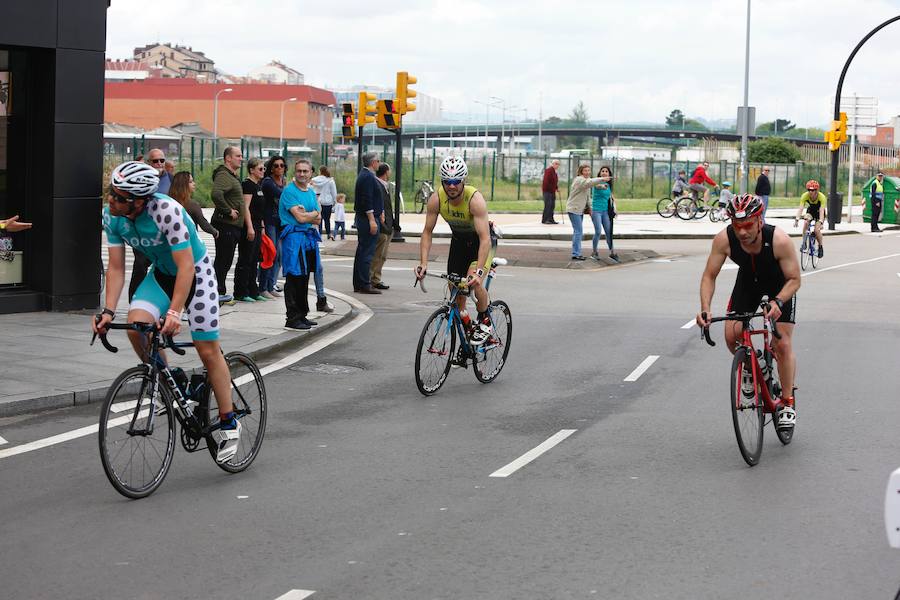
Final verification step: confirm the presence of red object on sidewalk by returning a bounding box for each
[259,231,276,269]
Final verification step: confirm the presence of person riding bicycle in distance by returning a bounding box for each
[92,161,241,463]
[794,179,826,258]
[696,193,801,430]
[415,156,497,345]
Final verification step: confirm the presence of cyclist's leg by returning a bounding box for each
[127,268,171,362]
[194,340,233,415]
[724,286,754,355]
[469,238,496,315]
[814,218,824,247]
[771,298,797,405]
[447,236,471,315]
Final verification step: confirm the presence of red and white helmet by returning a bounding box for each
[726,193,764,220]
[110,161,160,198]
[439,156,468,181]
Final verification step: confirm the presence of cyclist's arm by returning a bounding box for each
[469,192,492,272]
[820,201,827,223]
[772,227,801,307]
[699,230,730,323]
[169,247,195,315]
[796,193,808,220]
[418,192,440,270]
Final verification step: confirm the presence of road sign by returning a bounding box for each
[839,95,877,136]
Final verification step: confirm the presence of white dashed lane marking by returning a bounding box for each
[490,429,578,478]
[274,590,315,600]
[624,355,660,382]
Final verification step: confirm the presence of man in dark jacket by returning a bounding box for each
[371,163,395,289]
[541,159,560,224]
[211,146,247,303]
[352,151,383,294]
[754,166,771,221]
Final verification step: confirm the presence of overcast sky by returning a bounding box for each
[107,0,900,128]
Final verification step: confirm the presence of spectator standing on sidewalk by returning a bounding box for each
[311,166,337,240]
[333,194,347,240]
[352,152,383,294]
[169,171,219,239]
[565,164,609,261]
[164,159,176,179]
[210,146,247,304]
[370,163,394,290]
[870,171,885,232]
[234,158,267,302]
[590,165,618,262]
[754,166,771,221]
[259,155,287,298]
[541,159,561,224]
[280,159,321,330]
[128,148,175,301]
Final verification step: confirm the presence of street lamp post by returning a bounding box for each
[490,96,508,154]
[739,0,751,194]
[473,98,499,151]
[213,87,233,154]
[279,96,298,148]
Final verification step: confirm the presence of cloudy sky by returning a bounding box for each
[107,0,900,128]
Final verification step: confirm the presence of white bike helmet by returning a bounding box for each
[110,161,160,198]
[439,156,468,181]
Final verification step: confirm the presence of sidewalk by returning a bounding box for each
[0,291,355,417]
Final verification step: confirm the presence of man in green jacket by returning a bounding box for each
[211,146,250,303]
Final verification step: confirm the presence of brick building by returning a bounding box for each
[104,79,335,144]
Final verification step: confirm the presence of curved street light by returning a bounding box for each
[213,87,233,150]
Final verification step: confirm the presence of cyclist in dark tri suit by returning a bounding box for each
[696,193,801,430]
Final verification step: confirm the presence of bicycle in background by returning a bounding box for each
[795,215,820,270]
[413,180,435,214]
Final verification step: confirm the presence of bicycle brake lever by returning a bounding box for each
[700,312,716,346]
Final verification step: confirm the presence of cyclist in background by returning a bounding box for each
[696,193,801,430]
[689,161,718,204]
[415,156,497,345]
[672,169,691,198]
[93,161,241,463]
[794,180,826,258]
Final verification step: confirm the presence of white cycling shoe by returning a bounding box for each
[212,419,242,464]
[776,405,796,430]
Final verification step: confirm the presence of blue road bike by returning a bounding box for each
[414,258,512,395]
[798,221,820,271]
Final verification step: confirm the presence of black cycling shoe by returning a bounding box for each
[817,245,823,258]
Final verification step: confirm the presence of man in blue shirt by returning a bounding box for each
[352,151,384,294]
[280,158,322,330]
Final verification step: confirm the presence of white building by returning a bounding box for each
[247,60,304,85]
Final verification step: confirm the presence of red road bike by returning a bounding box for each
[701,302,795,466]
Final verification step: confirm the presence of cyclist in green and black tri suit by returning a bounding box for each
[415,156,497,345]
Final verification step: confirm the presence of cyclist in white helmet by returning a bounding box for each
[415,156,497,347]
[93,160,241,463]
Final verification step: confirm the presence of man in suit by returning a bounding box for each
[371,163,395,290]
[352,151,383,294]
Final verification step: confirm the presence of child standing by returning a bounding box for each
[332,193,347,240]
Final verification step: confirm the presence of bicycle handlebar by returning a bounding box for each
[699,305,781,347]
[91,321,186,355]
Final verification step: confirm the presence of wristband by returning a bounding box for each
[166,309,182,320]
[772,298,784,310]
[475,268,485,278]
[101,308,116,320]
[0,222,6,230]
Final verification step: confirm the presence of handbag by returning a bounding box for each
[608,202,617,219]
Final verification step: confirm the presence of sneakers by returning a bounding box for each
[817,245,824,258]
[219,294,235,306]
[469,319,493,346]
[741,369,755,399]
[260,291,276,300]
[316,297,335,313]
[269,289,283,297]
[590,251,600,261]
[236,296,256,303]
[776,399,796,431]
[609,253,620,262]
[571,255,586,261]
[284,319,310,331]
[212,415,242,464]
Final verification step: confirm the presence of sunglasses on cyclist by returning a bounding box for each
[443,179,463,186]
[109,187,136,203]
[731,217,758,230]
[806,189,816,193]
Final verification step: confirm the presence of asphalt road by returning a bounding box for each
[2,230,900,599]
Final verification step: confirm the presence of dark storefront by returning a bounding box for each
[0,2,107,313]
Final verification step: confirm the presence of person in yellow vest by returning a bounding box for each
[869,171,885,232]
[794,180,826,258]
[416,156,497,347]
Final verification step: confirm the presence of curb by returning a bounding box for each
[0,307,357,418]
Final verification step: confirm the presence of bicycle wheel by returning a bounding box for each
[98,366,176,499]
[473,300,512,383]
[730,348,764,466]
[656,197,677,218]
[675,197,697,220]
[800,235,810,271]
[811,242,819,269]
[206,351,268,472]
[415,307,456,395]
[693,203,709,220]
[414,186,428,214]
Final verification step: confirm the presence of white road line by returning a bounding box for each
[319,257,354,262]
[0,289,373,461]
[0,435,7,446]
[489,429,577,478]
[274,591,316,600]
[680,319,696,329]
[801,252,900,278]
[624,355,659,382]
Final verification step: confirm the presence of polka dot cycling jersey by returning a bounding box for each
[103,194,208,276]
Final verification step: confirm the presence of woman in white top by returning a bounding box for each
[311,166,338,240]
[565,164,610,260]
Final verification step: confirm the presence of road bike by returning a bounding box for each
[700,302,795,466]
[92,322,267,498]
[413,180,435,214]
[797,218,820,271]
[675,187,724,221]
[413,258,512,395]
[656,193,689,218]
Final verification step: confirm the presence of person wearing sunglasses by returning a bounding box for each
[127,149,174,302]
[794,180,826,258]
[93,160,242,463]
[415,156,497,346]
[696,193,801,432]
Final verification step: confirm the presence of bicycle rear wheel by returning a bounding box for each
[473,300,512,383]
[730,348,764,466]
[656,197,677,218]
[414,185,429,214]
[800,234,810,270]
[675,197,697,220]
[415,307,456,395]
[207,351,268,472]
[98,366,176,499]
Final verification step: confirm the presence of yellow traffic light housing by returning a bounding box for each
[396,71,417,115]
[376,99,400,130]
[341,102,356,139]
[825,112,848,151]
[357,92,377,127]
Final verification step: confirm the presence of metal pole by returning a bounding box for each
[357,126,363,173]
[847,127,857,223]
[392,127,405,242]
[490,152,496,201]
[538,91,543,153]
[517,154,522,200]
[739,0,751,194]
[280,102,285,149]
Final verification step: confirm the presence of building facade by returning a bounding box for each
[104,79,335,144]
[0,1,107,314]
[133,43,216,82]
[247,60,304,85]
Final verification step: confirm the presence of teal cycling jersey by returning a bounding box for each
[103,194,207,275]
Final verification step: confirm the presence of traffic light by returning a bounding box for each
[357,92,377,127]
[341,103,356,139]
[825,111,848,151]
[376,99,400,130]
[396,71,417,115]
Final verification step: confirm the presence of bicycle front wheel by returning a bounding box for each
[207,351,268,473]
[473,300,512,383]
[415,307,456,395]
[656,197,677,218]
[415,187,428,214]
[730,348,764,466]
[99,366,176,499]
[800,239,810,270]
[811,243,819,269]
[675,197,697,220]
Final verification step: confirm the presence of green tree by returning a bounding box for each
[756,118,796,134]
[559,101,590,148]
[666,109,685,128]
[748,136,801,163]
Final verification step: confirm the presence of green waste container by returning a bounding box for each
[861,175,900,224]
